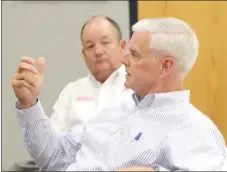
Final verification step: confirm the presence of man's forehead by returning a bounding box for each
[84,17,118,35]
[130,31,150,48]
[131,31,150,40]
[85,36,109,44]
[82,19,118,43]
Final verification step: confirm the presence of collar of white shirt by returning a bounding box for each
[88,65,126,88]
[132,90,190,107]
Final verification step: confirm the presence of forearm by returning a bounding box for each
[16,100,82,170]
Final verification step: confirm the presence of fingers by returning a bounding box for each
[21,56,35,65]
[13,56,44,91]
[13,72,37,87]
[17,62,39,75]
[12,79,32,90]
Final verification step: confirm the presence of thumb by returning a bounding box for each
[36,56,45,75]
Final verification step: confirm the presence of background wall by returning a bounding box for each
[138,1,227,142]
[2,1,130,170]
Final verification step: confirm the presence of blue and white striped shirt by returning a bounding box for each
[16,90,226,171]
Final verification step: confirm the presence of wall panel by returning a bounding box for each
[138,1,227,141]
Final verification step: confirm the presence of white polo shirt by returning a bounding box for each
[50,65,133,132]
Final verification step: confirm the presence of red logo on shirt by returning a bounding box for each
[76,96,94,101]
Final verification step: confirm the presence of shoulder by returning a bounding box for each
[173,103,225,142]
[54,76,93,103]
[186,104,218,129]
[65,76,91,90]
[169,103,217,128]
[60,76,91,94]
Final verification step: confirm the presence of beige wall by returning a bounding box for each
[2,1,130,170]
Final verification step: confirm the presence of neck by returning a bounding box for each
[93,66,121,84]
[94,73,109,84]
[137,76,184,97]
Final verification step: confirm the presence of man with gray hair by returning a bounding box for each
[12,17,226,171]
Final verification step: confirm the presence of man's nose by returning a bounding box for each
[124,51,130,59]
[94,44,104,57]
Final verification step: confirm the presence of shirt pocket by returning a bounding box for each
[122,126,152,148]
[109,127,155,168]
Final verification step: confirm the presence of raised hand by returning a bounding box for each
[12,56,45,109]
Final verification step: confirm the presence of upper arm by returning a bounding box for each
[166,121,226,171]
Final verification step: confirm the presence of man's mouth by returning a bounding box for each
[95,59,108,64]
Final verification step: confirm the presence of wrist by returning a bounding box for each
[20,98,38,109]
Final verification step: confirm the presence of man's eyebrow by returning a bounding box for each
[100,36,108,39]
[85,36,109,45]
[100,36,111,41]
[85,40,93,45]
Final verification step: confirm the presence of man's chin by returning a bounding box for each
[93,67,113,82]
[95,61,110,69]
[95,67,113,76]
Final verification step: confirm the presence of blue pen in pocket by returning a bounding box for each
[135,132,142,141]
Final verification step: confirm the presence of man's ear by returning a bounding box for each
[161,57,174,75]
[82,49,87,59]
[119,40,127,54]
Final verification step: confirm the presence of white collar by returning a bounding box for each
[132,90,190,107]
[88,65,126,87]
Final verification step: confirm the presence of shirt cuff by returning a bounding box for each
[15,99,48,124]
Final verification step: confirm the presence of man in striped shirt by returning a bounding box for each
[12,17,226,171]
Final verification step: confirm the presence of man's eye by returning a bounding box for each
[102,41,109,45]
[132,53,136,58]
[132,53,140,61]
[87,45,94,49]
